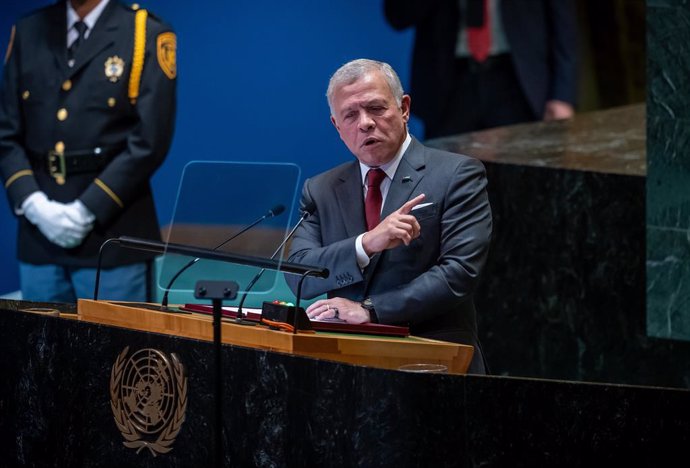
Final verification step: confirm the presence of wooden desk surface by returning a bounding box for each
[77,299,473,374]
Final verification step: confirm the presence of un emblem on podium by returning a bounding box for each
[110,347,188,456]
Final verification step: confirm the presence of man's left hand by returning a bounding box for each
[306,297,370,324]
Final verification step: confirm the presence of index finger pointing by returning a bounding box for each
[399,193,426,215]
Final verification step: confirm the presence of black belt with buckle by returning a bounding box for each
[35,144,124,183]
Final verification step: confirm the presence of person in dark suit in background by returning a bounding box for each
[287,59,492,373]
[384,0,578,138]
[0,0,176,302]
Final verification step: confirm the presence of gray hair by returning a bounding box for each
[326,59,404,117]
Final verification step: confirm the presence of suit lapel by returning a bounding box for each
[69,0,120,78]
[381,137,426,218]
[335,162,367,238]
[47,3,71,78]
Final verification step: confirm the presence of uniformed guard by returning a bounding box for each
[0,0,177,302]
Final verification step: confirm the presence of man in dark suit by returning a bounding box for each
[0,0,176,301]
[287,59,492,373]
[384,0,578,138]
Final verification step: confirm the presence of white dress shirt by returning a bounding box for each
[355,133,412,268]
[66,0,110,66]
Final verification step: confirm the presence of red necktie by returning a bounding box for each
[467,0,491,63]
[365,168,386,231]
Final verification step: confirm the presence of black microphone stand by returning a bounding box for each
[94,238,118,301]
[294,269,320,333]
[193,279,238,468]
[236,208,312,321]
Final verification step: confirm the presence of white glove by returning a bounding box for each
[64,199,96,225]
[22,191,94,248]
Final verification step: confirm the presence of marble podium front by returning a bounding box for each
[427,104,690,389]
[0,300,687,467]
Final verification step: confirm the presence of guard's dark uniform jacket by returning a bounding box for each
[0,0,176,267]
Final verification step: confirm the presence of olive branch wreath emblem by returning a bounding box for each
[110,347,188,456]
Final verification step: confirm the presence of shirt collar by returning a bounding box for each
[359,133,412,183]
[67,0,110,36]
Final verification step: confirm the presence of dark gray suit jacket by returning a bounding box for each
[287,138,492,373]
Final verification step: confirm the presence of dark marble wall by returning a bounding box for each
[477,163,689,389]
[647,0,690,341]
[1,307,688,467]
[481,165,641,381]
[428,103,690,389]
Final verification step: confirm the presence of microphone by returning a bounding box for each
[160,204,285,309]
[236,202,316,319]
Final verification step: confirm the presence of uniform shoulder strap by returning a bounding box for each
[128,8,147,104]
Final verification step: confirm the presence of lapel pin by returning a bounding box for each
[402,176,412,183]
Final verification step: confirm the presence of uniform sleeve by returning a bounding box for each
[79,17,177,224]
[0,24,41,211]
[372,158,492,326]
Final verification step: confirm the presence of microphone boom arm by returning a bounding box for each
[236,209,311,315]
[115,235,328,276]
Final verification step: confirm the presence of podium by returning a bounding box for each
[77,299,474,374]
[1,299,688,467]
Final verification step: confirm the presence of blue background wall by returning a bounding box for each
[0,0,421,293]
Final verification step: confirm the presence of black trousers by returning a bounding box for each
[425,54,537,139]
